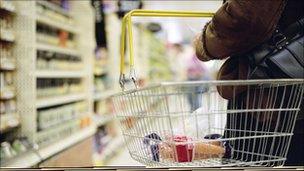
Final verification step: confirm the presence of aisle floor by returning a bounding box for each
[107,146,143,166]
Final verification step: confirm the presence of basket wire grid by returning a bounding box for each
[112,79,304,167]
[113,9,304,167]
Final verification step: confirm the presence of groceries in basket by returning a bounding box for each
[143,133,162,162]
[159,135,194,162]
[143,133,229,163]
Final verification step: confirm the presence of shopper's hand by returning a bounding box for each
[193,33,211,62]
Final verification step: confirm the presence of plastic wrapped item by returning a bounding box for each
[158,134,225,162]
[204,134,232,159]
[194,142,225,160]
[158,135,194,163]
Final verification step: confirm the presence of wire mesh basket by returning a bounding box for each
[113,9,304,167]
[112,79,304,167]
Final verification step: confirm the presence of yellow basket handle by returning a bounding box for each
[119,9,214,89]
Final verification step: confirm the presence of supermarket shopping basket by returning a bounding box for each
[111,10,304,167]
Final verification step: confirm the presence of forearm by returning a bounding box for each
[195,0,286,61]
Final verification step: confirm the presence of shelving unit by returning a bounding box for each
[36,15,78,34]
[36,43,79,56]
[93,114,114,127]
[93,89,116,101]
[90,11,122,165]
[36,0,71,17]
[3,126,96,167]
[38,125,96,159]
[1,0,21,162]
[36,93,87,108]
[35,70,85,78]
[0,1,95,167]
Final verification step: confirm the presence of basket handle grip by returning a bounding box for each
[119,9,214,90]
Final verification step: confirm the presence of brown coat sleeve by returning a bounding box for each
[196,0,286,61]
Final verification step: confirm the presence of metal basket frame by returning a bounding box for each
[112,79,304,167]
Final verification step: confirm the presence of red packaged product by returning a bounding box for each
[172,135,194,162]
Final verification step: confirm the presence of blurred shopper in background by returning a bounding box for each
[168,43,187,81]
[194,0,303,165]
[186,54,209,111]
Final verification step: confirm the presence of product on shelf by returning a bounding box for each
[0,57,15,71]
[0,142,16,159]
[0,112,19,132]
[80,116,92,128]
[0,44,12,59]
[37,101,88,131]
[36,23,75,48]
[94,74,110,93]
[36,1,73,25]
[11,139,26,153]
[94,98,113,115]
[0,0,16,13]
[93,97,115,128]
[0,72,15,100]
[0,137,33,163]
[93,46,112,93]
[3,100,16,113]
[94,48,108,75]
[36,78,83,98]
[0,15,15,42]
[36,50,82,70]
[36,119,80,146]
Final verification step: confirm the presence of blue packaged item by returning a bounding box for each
[143,133,162,162]
[204,134,222,140]
[223,141,232,159]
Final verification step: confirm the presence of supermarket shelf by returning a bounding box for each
[93,90,117,101]
[36,93,87,108]
[38,126,96,160]
[36,14,78,34]
[36,70,85,78]
[1,149,41,168]
[93,114,114,127]
[36,43,79,56]
[2,126,96,167]
[36,0,71,17]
